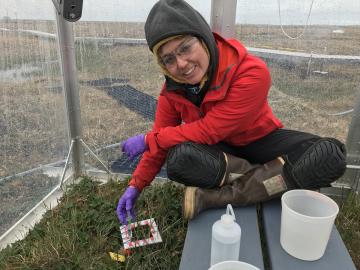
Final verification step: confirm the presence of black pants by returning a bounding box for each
[166,128,347,189]
[216,129,321,164]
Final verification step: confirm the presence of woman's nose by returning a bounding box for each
[175,56,188,68]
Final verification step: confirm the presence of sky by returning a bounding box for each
[0,0,359,25]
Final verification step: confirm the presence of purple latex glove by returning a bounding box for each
[121,134,148,160]
[116,186,140,224]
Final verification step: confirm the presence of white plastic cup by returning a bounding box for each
[280,189,339,261]
[208,261,260,270]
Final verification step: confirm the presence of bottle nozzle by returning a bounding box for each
[226,204,236,221]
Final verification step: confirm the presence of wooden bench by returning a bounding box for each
[179,199,356,270]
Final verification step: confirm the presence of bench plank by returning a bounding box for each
[262,200,356,270]
[180,206,264,270]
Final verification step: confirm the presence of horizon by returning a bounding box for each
[2,18,360,28]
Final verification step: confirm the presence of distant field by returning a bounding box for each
[1,20,360,54]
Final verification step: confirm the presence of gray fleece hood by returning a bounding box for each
[144,0,219,93]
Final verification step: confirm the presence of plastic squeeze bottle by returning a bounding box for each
[210,204,241,266]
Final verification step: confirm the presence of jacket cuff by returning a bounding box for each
[129,177,148,192]
[145,131,161,155]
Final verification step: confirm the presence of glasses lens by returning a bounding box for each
[161,37,197,67]
[162,55,176,66]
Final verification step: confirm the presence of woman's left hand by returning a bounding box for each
[121,134,148,160]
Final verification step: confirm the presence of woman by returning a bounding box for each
[116,0,346,224]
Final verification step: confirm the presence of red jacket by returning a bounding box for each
[129,34,283,191]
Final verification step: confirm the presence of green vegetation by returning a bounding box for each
[0,177,358,269]
[0,177,187,270]
[336,192,360,268]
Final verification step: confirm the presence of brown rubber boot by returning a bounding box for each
[219,153,260,186]
[183,157,293,220]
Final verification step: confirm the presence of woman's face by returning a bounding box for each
[159,36,210,85]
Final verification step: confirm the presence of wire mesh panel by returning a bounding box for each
[235,0,360,188]
[0,1,68,236]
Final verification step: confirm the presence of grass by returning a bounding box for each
[0,177,359,269]
[0,80,68,176]
[336,192,360,269]
[268,63,358,142]
[236,24,360,55]
[2,20,359,55]
[0,172,58,236]
[0,177,187,270]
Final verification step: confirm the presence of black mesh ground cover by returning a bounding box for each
[104,85,157,121]
[110,154,167,178]
[81,79,156,121]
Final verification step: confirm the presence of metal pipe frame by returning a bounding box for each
[210,0,237,39]
[55,7,84,178]
[343,87,360,192]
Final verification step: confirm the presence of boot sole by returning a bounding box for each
[183,187,197,220]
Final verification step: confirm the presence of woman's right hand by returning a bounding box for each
[116,186,140,224]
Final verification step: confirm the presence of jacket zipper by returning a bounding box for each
[199,109,204,118]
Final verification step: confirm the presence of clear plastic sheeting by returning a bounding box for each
[235,0,360,187]
[73,21,162,172]
[0,4,68,234]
